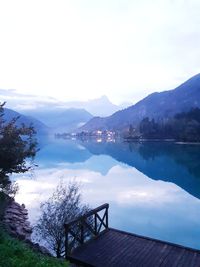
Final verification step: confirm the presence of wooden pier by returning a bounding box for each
[64,204,200,267]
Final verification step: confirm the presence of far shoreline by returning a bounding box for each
[124,138,200,145]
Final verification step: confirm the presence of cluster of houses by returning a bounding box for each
[55,130,117,142]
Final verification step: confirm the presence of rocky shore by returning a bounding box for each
[2,199,51,256]
[3,200,32,240]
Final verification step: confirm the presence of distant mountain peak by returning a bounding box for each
[99,95,110,101]
[98,95,108,99]
[90,95,113,104]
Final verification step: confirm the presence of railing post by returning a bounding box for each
[106,206,109,229]
[94,213,97,236]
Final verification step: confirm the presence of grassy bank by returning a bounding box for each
[0,228,69,267]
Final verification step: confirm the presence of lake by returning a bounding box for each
[14,137,200,250]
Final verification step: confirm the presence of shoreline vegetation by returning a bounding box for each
[125,108,200,143]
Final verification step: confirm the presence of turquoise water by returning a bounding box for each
[15,137,200,250]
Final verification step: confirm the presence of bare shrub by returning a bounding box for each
[35,180,89,258]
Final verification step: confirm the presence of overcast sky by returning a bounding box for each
[0,0,200,104]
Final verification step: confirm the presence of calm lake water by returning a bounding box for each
[14,137,200,250]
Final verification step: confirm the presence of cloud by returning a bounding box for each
[0,88,63,110]
[0,1,200,104]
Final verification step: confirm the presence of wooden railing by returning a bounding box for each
[64,203,109,257]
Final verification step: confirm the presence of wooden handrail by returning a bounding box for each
[64,203,109,257]
[64,203,109,229]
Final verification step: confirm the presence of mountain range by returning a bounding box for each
[80,74,200,132]
[1,74,200,134]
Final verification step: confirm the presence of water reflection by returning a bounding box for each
[13,138,200,250]
[79,140,200,199]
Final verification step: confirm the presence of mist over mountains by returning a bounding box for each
[23,108,93,133]
[0,91,122,117]
[0,93,125,133]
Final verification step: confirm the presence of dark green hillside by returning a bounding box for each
[139,108,200,141]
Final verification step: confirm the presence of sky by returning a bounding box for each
[0,0,200,105]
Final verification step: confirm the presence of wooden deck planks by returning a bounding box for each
[176,250,200,267]
[69,228,200,267]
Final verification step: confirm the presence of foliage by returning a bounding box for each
[139,108,200,141]
[35,181,89,258]
[0,227,68,267]
[0,102,37,193]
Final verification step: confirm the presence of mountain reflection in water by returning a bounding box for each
[79,140,200,199]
